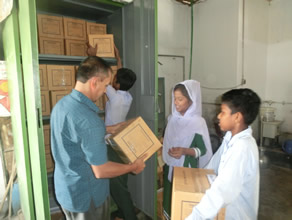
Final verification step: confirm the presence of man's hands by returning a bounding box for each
[106,121,127,134]
[131,154,147,174]
[114,44,122,69]
[86,42,98,56]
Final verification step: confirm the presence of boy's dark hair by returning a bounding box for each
[174,84,192,103]
[116,68,136,91]
[222,88,261,125]
[76,56,111,83]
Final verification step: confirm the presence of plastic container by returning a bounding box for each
[282,139,292,155]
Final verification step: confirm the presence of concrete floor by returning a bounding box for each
[258,147,292,220]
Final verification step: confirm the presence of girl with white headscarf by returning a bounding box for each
[162,80,213,220]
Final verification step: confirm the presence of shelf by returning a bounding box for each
[39,54,117,66]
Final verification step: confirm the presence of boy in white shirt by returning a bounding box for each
[185,88,261,220]
[105,45,138,220]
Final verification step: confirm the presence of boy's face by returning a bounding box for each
[217,103,238,132]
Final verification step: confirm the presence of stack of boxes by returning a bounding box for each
[37,14,121,172]
[37,13,116,59]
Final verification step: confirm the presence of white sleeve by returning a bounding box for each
[186,143,249,219]
[106,85,117,99]
[204,143,224,173]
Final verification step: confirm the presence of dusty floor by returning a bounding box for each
[258,147,292,220]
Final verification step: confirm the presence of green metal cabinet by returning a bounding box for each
[2,0,158,219]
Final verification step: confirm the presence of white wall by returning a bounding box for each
[158,0,191,118]
[158,0,292,140]
[266,0,292,132]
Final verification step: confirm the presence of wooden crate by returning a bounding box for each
[107,117,162,163]
[157,188,164,220]
[46,153,54,173]
[50,90,71,109]
[43,124,50,147]
[63,17,86,40]
[37,14,64,39]
[41,91,51,116]
[39,37,64,55]
[39,64,48,91]
[86,21,107,35]
[88,34,115,57]
[65,39,87,56]
[47,65,75,91]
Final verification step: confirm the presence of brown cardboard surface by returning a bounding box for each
[39,37,65,55]
[37,14,64,39]
[41,91,51,116]
[86,22,107,35]
[46,153,54,173]
[88,34,115,57]
[47,65,75,91]
[39,64,48,90]
[65,39,87,56]
[50,90,71,108]
[171,167,225,220]
[43,124,50,147]
[107,117,162,163]
[64,17,86,40]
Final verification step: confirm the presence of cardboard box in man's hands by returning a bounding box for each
[106,117,162,163]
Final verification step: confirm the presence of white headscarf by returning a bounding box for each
[162,80,213,181]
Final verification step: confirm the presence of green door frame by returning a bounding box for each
[18,0,50,219]
[2,1,50,219]
[2,6,36,220]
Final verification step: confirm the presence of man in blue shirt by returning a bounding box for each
[50,56,146,220]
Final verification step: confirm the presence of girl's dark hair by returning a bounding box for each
[76,56,111,83]
[174,84,192,102]
[222,88,261,125]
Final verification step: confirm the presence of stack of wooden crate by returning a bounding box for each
[37,13,116,58]
[39,64,76,117]
[37,14,65,55]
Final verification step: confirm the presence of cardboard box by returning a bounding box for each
[43,124,50,147]
[65,39,87,56]
[39,37,65,55]
[86,22,107,35]
[50,90,71,108]
[47,65,75,91]
[107,117,162,163]
[171,167,225,220]
[46,153,54,173]
[88,34,115,57]
[39,64,48,91]
[41,91,50,116]
[63,17,86,40]
[37,14,64,39]
[157,188,164,220]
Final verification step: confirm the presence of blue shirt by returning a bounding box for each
[50,89,109,212]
